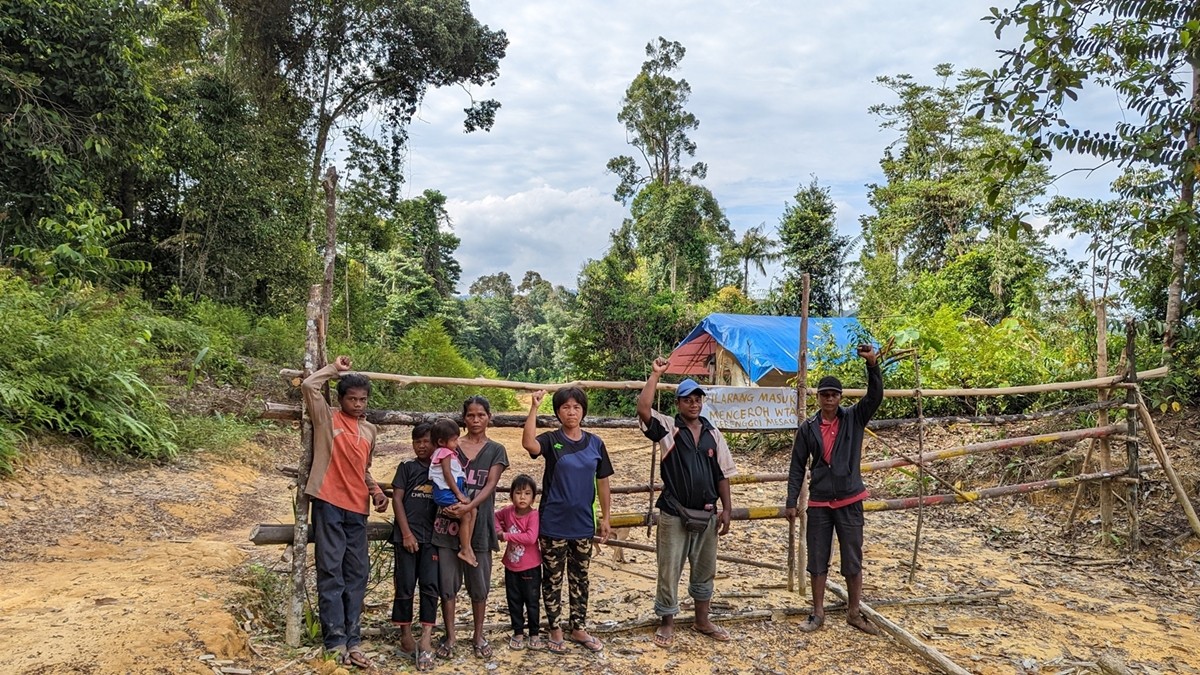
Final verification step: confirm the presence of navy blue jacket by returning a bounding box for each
[786,363,883,507]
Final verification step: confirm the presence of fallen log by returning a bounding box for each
[824,580,971,675]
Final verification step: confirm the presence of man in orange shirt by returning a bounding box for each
[303,355,389,668]
[785,344,882,637]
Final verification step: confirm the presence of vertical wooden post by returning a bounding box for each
[907,352,925,586]
[286,285,326,646]
[1096,302,1114,539]
[793,273,811,596]
[1124,319,1139,551]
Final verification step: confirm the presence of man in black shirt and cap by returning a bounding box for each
[638,357,738,649]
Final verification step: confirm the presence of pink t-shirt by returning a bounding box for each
[494,504,541,572]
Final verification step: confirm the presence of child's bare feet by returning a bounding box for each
[458,549,479,567]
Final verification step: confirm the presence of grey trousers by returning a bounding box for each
[654,511,717,617]
[312,498,369,650]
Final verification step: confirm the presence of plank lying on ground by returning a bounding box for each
[824,580,971,675]
[279,366,1168,397]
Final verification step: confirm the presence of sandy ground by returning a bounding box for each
[1,419,1199,674]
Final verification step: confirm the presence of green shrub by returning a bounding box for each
[329,318,518,413]
[0,272,178,466]
[242,313,305,367]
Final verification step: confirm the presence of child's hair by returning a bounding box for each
[461,395,491,417]
[411,421,432,441]
[430,418,460,447]
[509,473,537,497]
[337,373,371,398]
[552,386,588,420]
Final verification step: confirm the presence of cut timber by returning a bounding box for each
[863,425,1122,473]
[1136,397,1200,539]
[824,580,971,675]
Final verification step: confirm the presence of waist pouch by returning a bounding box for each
[666,494,714,533]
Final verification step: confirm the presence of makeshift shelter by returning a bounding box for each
[667,313,865,387]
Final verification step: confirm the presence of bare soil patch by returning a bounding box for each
[1,415,1198,674]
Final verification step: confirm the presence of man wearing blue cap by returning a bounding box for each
[637,357,737,649]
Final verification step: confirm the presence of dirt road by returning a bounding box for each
[2,423,1198,674]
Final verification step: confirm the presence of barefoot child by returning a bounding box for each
[429,418,478,567]
[495,474,543,650]
[391,423,439,671]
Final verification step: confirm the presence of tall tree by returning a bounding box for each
[773,178,849,316]
[727,224,780,297]
[629,181,731,301]
[606,37,707,204]
[1,0,161,273]
[981,0,1200,360]
[396,190,461,298]
[226,0,508,240]
[856,66,1049,318]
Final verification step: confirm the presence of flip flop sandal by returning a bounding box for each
[691,624,731,641]
[346,646,372,669]
[473,639,493,659]
[798,614,825,633]
[528,635,546,650]
[569,635,603,652]
[435,639,455,660]
[509,635,526,650]
[416,650,435,671]
[547,637,568,654]
[652,631,674,649]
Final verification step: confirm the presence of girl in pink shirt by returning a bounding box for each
[494,474,542,649]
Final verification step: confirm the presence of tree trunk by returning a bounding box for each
[1164,57,1199,362]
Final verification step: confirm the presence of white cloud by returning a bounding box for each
[448,186,624,288]
[389,1,1126,291]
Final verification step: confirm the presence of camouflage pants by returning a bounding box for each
[539,537,592,631]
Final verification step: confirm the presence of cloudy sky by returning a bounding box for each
[381,1,1125,292]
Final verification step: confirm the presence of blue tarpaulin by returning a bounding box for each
[670,313,865,383]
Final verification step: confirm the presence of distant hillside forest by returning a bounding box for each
[1,1,1196,473]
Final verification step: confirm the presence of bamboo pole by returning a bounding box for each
[252,467,1152,546]
[863,424,1122,472]
[1124,319,1140,551]
[793,272,810,595]
[1097,301,1115,540]
[907,351,925,586]
[276,365,1170,398]
[599,536,786,571]
[1136,395,1200,539]
[824,581,971,675]
[1066,437,1098,528]
[284,295,323,646]
[261,399,1128,428]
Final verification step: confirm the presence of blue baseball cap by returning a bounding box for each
[676,379,705,398]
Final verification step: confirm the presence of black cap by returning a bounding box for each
[816,376,843,393]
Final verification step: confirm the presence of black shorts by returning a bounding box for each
[806,501,864,577]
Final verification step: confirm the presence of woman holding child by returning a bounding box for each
[431,395,509,660]
[522,387,613,654]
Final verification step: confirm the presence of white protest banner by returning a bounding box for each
[700,387,799,430]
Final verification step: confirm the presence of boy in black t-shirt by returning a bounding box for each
[391,423,439,671]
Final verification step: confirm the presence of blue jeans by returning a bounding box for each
[654,511,717,617]
[312,499,369,650]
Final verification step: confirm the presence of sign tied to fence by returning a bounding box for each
[700,387,798,430]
